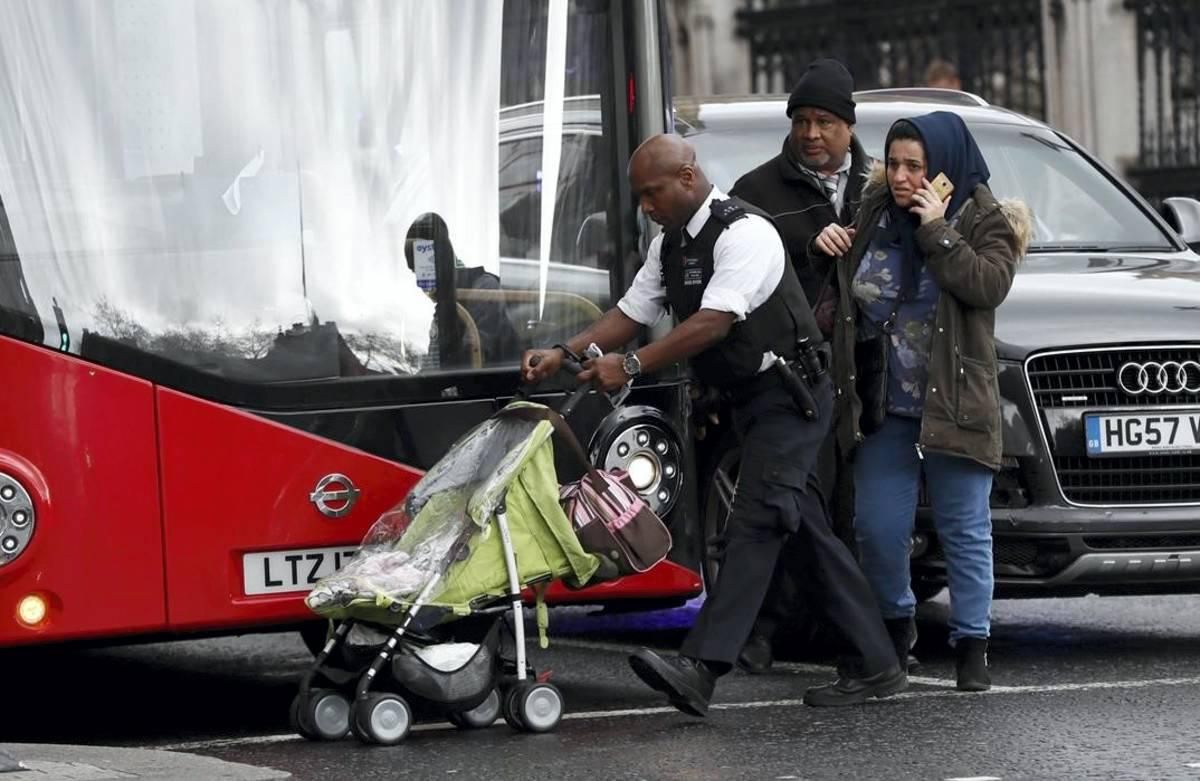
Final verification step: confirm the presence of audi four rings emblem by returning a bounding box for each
[1116,360,1200,395]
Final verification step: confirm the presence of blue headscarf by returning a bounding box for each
[882,111,991,289]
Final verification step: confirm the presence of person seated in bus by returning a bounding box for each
[405,214,520,367]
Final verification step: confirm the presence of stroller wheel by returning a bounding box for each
[516,682,564,733]
[353,693,412,746]
[294,689,350,741]
[504,681,564,733]
[288,692,313,739]
[502,685,527,731]
[450,688,501,729]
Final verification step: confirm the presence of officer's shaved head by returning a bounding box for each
[628,134,712,231]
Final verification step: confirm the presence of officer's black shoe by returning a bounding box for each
[736,633,774,675]
[628,648,716,717]
[884,616,920,673]
[802,664,907,707]
[955,637,991,692]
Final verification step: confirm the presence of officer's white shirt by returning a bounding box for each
[617,186,785,328]
[617,186,786,374]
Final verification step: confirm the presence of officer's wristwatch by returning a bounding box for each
[621,351,642,379]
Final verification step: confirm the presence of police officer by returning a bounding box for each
[521,135,905,713]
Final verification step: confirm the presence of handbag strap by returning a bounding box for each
[492,404,608,491]
[880,251,914,335]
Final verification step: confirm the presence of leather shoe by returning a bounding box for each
[736,633,774,675]
[802,664,907,707]
[628,648,715,717]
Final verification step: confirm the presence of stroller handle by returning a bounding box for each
[517,349,601,417]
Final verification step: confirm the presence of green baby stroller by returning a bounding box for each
[293,377,606,745]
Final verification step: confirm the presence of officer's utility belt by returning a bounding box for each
[722,340,831,417]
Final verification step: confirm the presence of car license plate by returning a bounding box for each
[1085,411,1200,457]
[242,545,359,596]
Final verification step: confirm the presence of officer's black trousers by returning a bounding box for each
[680,379,896,675]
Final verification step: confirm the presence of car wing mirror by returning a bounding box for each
[1161,196,1200,251]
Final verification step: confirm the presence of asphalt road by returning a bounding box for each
[7,593,1200,780]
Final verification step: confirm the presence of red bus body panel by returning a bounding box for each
[156,388,423,632]
[1,335,702,647]
[0,338,165,646]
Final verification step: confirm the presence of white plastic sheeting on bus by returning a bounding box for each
[0,0,504,377]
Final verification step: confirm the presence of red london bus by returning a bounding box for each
[0,0,723,649]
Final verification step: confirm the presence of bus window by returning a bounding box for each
[0,0,616,391]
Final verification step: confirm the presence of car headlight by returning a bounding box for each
[0,473,36,566]
[589,407,684,517]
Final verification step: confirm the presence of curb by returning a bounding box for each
[0,744,289,781]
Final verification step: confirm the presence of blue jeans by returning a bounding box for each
[854,414,994,642]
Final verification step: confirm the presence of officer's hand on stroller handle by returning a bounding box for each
[577,353,631,394]
[521,347,568,385]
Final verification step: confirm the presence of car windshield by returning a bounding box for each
[687,117,1175,253]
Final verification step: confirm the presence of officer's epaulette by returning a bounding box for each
[708,198,748,225]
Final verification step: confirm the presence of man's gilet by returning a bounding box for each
[660,197,821,388]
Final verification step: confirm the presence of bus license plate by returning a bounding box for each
[1085,411,1200,457]
[242,546,358,596]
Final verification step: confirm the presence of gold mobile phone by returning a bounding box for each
[930,172,955,201]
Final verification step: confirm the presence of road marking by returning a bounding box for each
[774,660,954,688]
[945,777,1001,781]
[556,638,959,688]
[159,673,1200,752]
[1185,762,1200,768]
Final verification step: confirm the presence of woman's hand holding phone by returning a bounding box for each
[910,175,952,225]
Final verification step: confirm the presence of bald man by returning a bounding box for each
[522,135,905,713]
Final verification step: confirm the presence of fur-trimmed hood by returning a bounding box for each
[862,161,1032,257]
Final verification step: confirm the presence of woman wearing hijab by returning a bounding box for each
[813,111,1031,691]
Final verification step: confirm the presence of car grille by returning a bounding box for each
[1028,347,1200,505]
[1084,535,1200,550]
[1027,347,1200,408]
[923,535,1068,576]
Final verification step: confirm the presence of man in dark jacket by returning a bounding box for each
[731,58,870,329]
[727,58,872,673]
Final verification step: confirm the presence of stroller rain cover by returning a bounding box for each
[306,402,601,625]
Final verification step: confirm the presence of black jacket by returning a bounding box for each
[730,134,871,307]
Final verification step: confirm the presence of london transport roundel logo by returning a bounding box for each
[309,473,361,518]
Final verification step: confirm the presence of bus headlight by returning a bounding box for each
[589,407,684,517]
[17,593,47,627]
[0,473,35,566]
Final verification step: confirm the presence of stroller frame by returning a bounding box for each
[293,497,560,744]
[293,371,602,745]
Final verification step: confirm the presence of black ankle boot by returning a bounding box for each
[884,617,919,673]
[955,637,991,692]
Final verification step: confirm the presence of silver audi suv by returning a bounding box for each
[682,89,1200,602]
